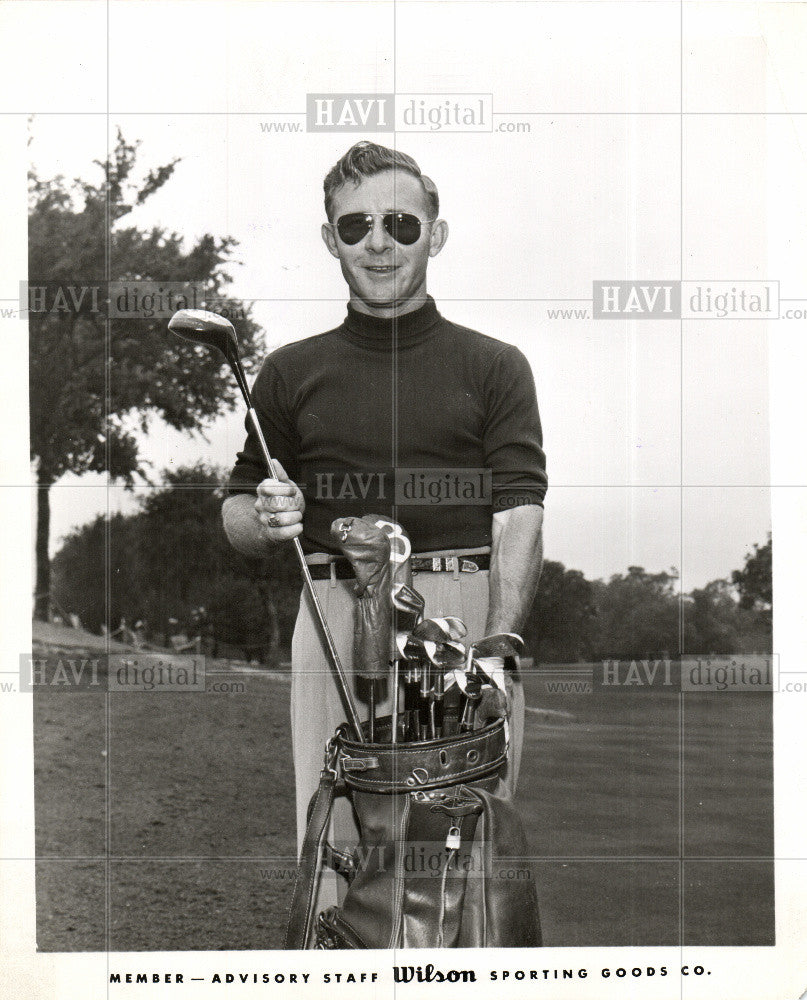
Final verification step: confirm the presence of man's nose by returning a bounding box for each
[365,216,394,253]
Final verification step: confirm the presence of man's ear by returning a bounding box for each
[428,219,449,258]
[322,223,340,259]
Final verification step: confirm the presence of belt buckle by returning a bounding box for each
[460,558,479,574]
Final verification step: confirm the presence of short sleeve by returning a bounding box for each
[482,345,548,511]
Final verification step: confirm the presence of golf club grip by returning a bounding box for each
[246,408,365,743]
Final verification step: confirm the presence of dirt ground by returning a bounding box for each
[33,622,774,951]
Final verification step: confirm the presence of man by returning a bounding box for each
[222,140,546,914]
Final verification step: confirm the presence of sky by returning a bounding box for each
[14,0,801,590]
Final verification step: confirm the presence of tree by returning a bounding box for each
[50,512,142,635]
[688,577,771,654]
[52,464,301,663]
[591,566,683,660]
[523,560,597,663]
[687,579,741,654]
[29,130,262,619]
[732,535,772,626]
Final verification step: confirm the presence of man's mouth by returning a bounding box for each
[363,265,398,274]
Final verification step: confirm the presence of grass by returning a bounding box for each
[33,630,773,950]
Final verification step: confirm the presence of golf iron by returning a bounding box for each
[168,308,365,742]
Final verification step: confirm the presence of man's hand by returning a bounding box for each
[255,460,305,544]
[475,663,512,728]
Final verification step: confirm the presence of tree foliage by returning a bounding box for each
[732,535,772,620]
[53,468,773,664]
[52,465,299,663]
[522,561,597,662]
[29,130,262,618]
[590,566,683,660]
[525,556,772,662]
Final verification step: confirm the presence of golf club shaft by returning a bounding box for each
[245,406,365,742]
[419,662,430,740]
[404,664,417,741]
[391,659,399,745]
[168,312,363,741]
[434,672,445,739]
[411,664,422,741]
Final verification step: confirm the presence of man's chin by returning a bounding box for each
[363,294,404,308]
[351,282,427,314]
[353,294,418,316]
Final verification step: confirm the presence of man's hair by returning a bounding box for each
[323,141,439,221]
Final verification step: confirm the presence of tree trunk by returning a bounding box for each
[34,473,53,620]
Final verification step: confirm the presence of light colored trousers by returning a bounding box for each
[290,565,525,916]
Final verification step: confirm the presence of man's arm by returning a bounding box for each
[485,504,544,636]
[480,344,546,637]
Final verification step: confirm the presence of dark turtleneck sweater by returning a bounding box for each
[227,296,547,554]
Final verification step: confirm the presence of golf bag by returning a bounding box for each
[284,514,541,950]
[284,714,541,949]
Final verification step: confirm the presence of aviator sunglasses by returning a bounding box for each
[334,212,434,246]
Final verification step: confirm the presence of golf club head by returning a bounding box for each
[470,632,524,658]
[429,616,467,640]
[168,309,238,361]
[393,583,425,615]
[403,635,439,664]
[432,640,467,668]
[410,618,454,644]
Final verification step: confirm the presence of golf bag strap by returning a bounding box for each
[284,760,337,950]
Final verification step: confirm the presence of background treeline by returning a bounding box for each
[52,464,772,664]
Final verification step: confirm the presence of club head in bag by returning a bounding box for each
[393,584,425,617]
[411,618,454,645]
[432,640,467,668]
[470,632,525,658]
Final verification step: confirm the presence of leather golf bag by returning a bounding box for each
[284,515,541,949]
[284,715,541,949]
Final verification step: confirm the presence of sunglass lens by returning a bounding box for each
[386,213,421,245]
[337,214,371,245]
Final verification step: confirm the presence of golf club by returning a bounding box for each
[391,657,400,745]
[168,308,364,742]
[459,672,483,732]
[433,670,445,739]
[404,659,420,743]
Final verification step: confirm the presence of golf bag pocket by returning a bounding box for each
[284,717,541,949]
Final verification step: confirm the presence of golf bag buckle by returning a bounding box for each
[341,756,379,773]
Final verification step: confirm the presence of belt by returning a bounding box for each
[308,554,490,581]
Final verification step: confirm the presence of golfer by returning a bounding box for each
[223,141,547,904]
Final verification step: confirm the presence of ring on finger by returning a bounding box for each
[267,513,281,528]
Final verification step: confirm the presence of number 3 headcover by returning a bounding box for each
[331,515,394,682]
[330,514,422,682]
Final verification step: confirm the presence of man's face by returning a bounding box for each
[322,170,448,317]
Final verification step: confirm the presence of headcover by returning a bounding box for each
[364,516,425,656]
[331,515,392,681]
